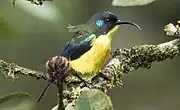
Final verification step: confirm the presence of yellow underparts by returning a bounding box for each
[70,25,120,81]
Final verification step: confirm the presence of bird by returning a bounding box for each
[37,11,141,103]
[61,11,141,82]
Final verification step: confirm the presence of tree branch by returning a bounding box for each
[0,60,48,80]
[0,22,180,110]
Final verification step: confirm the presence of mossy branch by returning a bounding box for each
[0,21,180,110]
[0,60,48,80]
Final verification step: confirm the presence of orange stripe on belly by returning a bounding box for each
[104,50,109,60]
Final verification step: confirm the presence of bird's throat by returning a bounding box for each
[107,25,120,39]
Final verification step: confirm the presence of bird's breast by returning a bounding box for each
[70,35,112,80]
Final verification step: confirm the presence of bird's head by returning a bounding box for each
[68,11,141,36]
[90,11,141,34]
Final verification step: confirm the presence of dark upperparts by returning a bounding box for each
[61,33,98,60]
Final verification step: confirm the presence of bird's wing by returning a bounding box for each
[67,24,91,37]
[61,34,97,60]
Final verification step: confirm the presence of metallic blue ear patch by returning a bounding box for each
[96,20,104,27]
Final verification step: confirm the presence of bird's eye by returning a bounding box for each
[96,19,104,27]
[105,18,110,22]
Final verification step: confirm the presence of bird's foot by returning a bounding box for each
[99,72,111,81]
[93,72,111,81]
[73,72,94,89]
[83,81,94,89]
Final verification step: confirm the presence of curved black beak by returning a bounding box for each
[116,20,142,30]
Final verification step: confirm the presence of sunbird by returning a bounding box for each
[62,11,141,82]
[37,11,141,103]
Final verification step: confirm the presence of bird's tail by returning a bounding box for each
[37,83,51,103]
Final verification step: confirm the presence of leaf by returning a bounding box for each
[112,0,156,6]
[1,100,34,110]
[0,92,30,105]
[75,89,113,110]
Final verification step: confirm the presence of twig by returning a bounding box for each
[57,79,64,110]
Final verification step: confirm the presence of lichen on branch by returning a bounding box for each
[0,60,48,80]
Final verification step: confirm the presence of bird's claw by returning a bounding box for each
[84,82,94,89]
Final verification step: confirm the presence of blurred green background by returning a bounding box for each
[0,0,180,110]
